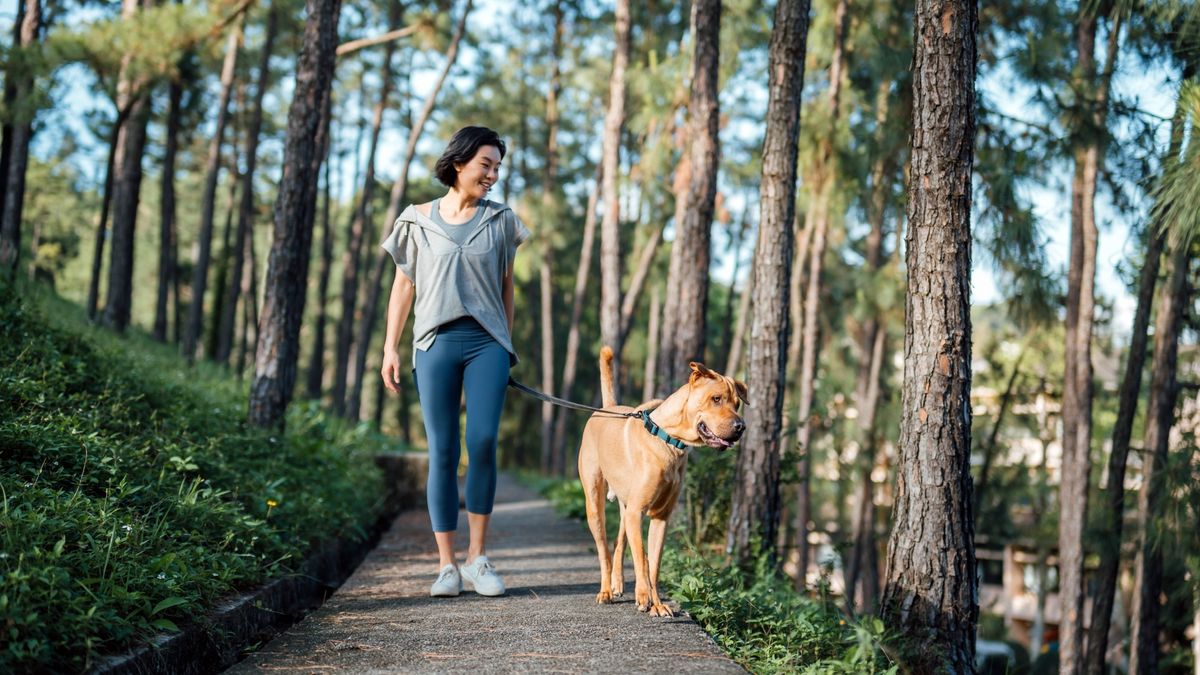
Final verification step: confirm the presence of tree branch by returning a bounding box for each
[337,22,424,57]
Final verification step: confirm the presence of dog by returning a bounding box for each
[577,346,746,617]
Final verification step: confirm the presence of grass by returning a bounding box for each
[0,285,399,672]
[533,470,898,674]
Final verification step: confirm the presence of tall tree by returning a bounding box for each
[155,74,184,342]
[346,0,472,421]
[1085,75,1189,675]
[335,0,403,416]
[183,22,243,359]
[538,0,564,473]
[247,0,342,428]
[102,0,156,332]
[307,111,336,399]
[1129,232,1194,674]
[878,0,978,670]
[1059,10,1120,671]
[793,0,849,585]
[598,0,630,397]
[0,0,42,278]
[725,0,809,566]
[217,6,279,365]
[656,0,720,393]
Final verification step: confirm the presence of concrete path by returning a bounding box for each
[230,473,743,674]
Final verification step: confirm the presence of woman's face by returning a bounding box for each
[455,145,502,200]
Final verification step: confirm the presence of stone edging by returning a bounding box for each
[90,452,429,675]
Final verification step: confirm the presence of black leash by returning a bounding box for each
[506,377,691,450]
[506,377,638,419]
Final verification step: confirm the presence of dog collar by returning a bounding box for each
[638,410,691,450]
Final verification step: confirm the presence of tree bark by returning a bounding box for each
[1129,236,1192,675]
[878,0,978,669]
[598,0,630,398]
[658,0,720,389]
[538,0,564,473]
[247,0,342,428]
[725,0,809,566]
[347,0,471,420]
[155,79,184,342]
[1085,78,1185,675]
[550,163,602,474]
[0,0,41,277]
[102,0,155,332]
[337,1,402,417]
[218,7,277,365]
[182,23,241,357]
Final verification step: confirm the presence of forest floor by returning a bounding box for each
[229,473,744,674]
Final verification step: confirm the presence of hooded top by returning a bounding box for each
[381,199,531,366]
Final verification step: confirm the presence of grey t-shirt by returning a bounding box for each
[380,198,531,366]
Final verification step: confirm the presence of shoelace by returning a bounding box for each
[474,560,497,577]
[437,567,457,584]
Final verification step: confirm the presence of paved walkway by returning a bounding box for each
[231,474,743,674]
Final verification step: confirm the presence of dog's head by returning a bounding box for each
[680,361,747,450]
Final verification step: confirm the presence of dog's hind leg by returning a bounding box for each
[582,477,613,604]
[646,517,674,617]
[622,505,654,612]
[610,501,626,597]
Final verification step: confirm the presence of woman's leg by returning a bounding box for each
[414,338,466,567]
[461,339,510,562]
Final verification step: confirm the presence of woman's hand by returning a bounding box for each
[381,349,403,394]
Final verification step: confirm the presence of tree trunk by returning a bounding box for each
[208,162,240,359]
[617,224,663,350]
[307,111,335,399]
[236,197,260,380]
[217,7,277,365]
[1060,10,1120,670]
[792,0,849,589]
[723,257,753,377]
[973,349,1025,516]
[0,0,22,246]
[1086,73,1185,675]
[598,0,630,397]
[183,24,241,356]
[1129,237,1192,675]
[659,0,719,387]
[102,0,154,333]
[155,79,183,342]
[642,285,661,403]
[0,0,41,277]
[337,3,402,418]
[725,0,809,566]
[550,163,602,474]
[247,0,342,428]
[538,0,563,473]
[348,0,471,422]
[878,0,977,669]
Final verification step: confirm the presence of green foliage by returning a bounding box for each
[0,287,392,672]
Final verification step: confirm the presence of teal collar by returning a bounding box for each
[638,409,691,450]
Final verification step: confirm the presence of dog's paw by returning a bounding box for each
[610,573,624,597]
[595,590,613,604]
[635,588,651,611]
[649,603,674,618]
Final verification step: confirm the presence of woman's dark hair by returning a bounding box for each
[434,126,507,187]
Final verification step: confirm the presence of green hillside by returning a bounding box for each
[0,285,394,671]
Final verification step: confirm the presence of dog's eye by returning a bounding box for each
[711,395,722,404]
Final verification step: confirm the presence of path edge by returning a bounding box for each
[89,452,429,675]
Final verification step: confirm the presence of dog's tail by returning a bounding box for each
[599,345,617,408]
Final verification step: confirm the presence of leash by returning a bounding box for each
[506,377,691,450]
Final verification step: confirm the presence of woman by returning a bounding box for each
[380,126,530,598]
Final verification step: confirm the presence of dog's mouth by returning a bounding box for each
[697,421,738,450]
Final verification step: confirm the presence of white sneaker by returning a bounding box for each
[430,563,462,597]
[461,556,506,596]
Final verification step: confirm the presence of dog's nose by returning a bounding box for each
[732,419,745,435]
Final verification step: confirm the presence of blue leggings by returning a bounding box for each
[414,317,511,532]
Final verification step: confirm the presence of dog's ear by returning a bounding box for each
[734,380,749,406]
[688,361,716,382]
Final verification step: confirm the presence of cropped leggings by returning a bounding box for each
[414,316,510,533]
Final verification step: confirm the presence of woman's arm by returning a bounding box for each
[381,270,416,393]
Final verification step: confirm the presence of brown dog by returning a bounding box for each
[577,346,746,617]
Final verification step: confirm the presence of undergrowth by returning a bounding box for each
[0,287,396,672]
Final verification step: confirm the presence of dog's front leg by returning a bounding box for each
[646,517,674,617]
[623,506,653,612]
[610,501,626,597]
